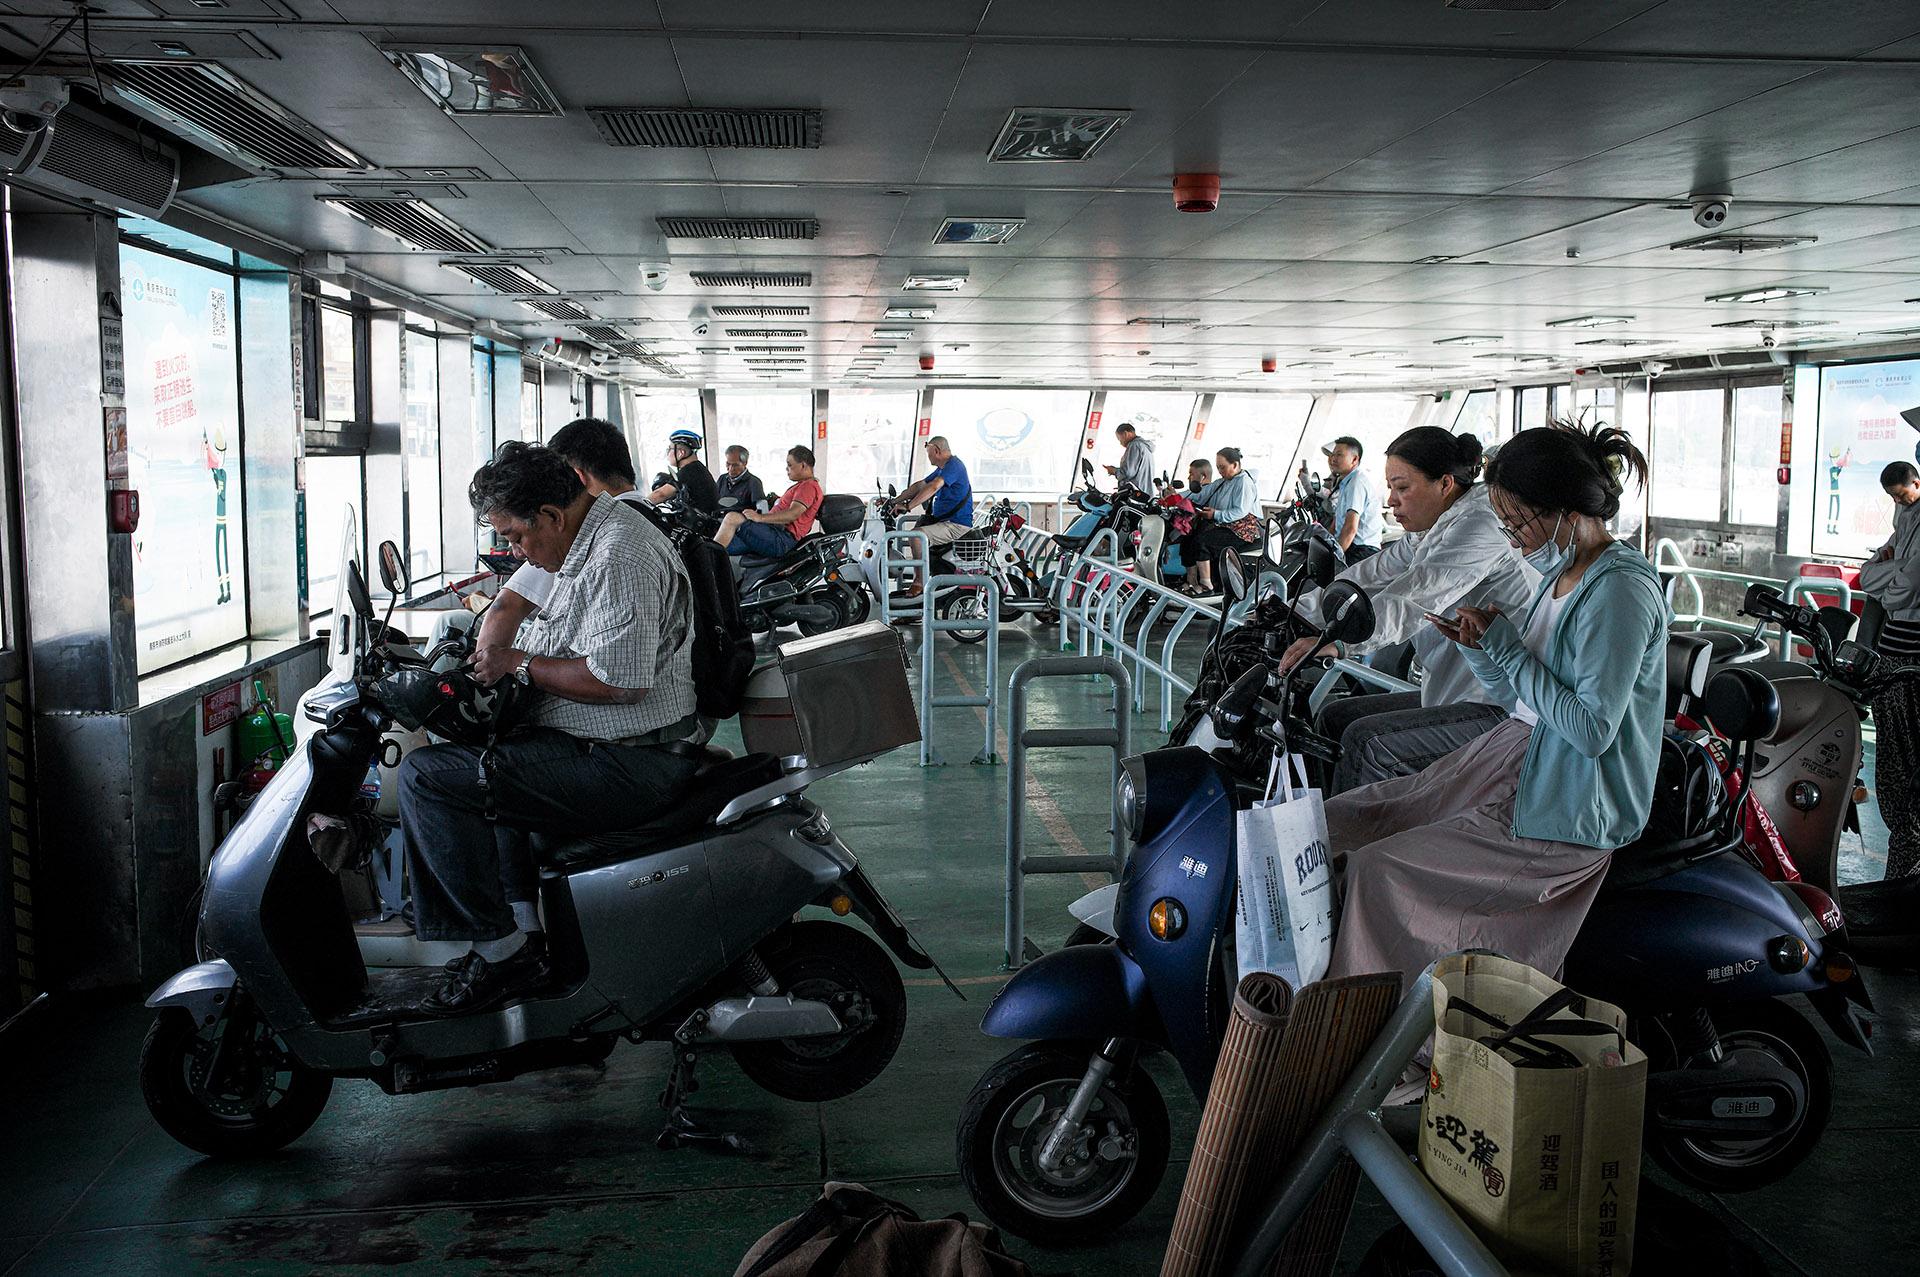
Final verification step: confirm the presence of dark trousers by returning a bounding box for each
[1180,522,1259,575]
[1345,542,1380,563]
[401,727,699,941]
[1323,695,1508,795]
[1871,673,1920,878]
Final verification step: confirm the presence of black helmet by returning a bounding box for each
[381,665,527,746]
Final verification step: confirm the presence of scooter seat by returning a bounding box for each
[532,752,786,871]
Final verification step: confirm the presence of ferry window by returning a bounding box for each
[519,367,540,442]
[305,455,364,612]
[1812,357,1920,560]
[1516,386,1550,431]
[1648,386,1725,521]
[120,243,248,672]
[1449,389,1496,438]
[320,304,358,424]
[714,390,812,485]
[1310,392,1421,488]
[1190,394,1315,499]
[471,344,494,557]
[1098,393,1196,483]
[826,389,917,495]
[627,389,702,485]
[1730,382,1784,527]
[930,389,1091,496]
[404,328,442,579]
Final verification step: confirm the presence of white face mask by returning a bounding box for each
[1525,513,1574,579]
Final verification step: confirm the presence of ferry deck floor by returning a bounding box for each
[2,624,1916,1276]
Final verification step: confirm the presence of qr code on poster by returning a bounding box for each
[208,287,230,348]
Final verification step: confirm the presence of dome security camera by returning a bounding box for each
[1689,193,1732,230]
[0,76,68,137]
[639,262,670,293]
[1643,359,1669,379]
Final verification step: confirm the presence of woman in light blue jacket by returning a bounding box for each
[1326,422,1667,988]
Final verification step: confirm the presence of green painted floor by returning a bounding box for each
[3,619,1918,1275]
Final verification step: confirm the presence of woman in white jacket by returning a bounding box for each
[1279,428,1536,791]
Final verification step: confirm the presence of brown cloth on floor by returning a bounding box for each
[1326,718,1613,990]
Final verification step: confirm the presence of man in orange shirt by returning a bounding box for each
[713,445,823,557]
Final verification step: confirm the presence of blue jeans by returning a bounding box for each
[400,728,698,941]
[728,520,797,557]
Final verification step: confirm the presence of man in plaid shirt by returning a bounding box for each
[402,441,699,1014]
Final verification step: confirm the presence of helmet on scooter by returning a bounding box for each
[380,665,528,747]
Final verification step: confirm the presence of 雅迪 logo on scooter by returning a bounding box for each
[1705,959,1761,982]
[1177,855,1209,879]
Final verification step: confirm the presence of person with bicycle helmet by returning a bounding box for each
[647,428,719,515]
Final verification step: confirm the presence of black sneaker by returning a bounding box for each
[422,934,550,1015]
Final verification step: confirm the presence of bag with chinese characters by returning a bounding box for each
[1420,952,1649,1276]
[1233,752,1335,989]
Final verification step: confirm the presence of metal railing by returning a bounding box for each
[915,573,1000,767]
[1307,656,1418,718]
[1004,656,1132,969]
[1054,548,1230,728]
[1653,537,1861,658]
[878,528,929,626]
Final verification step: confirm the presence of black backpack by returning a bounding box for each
[679,532,756,719]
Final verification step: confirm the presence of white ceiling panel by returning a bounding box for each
[1578,1,1920,59]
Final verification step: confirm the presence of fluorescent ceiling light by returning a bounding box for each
[1546,315,1635,329]
[1713,319,1833,330]
[1434,335,1501,346]
[935,218,1025,245]
[1574,338,1662,347]
[1706,285,1827,304]
[1129,316,1199,327]
[1287,361,1330,369]
[885,306,935,321]
[1671,232,1818,254]
[1347,350,1396,359]
[861,344,895,352]
[902,272,968,292]
[872,327,914,339]
[382,46,561,116]
[988,107,1130,163]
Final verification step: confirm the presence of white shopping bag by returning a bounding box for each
[1233,752,1336,989]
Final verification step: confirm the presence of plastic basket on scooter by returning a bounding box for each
[945,539,997,575]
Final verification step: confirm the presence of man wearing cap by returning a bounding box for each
[1323,435,1382,562]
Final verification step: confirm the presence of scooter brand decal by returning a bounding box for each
[1177,855,1209,879]
[1705,959,1761,982]
[628,864,690,890]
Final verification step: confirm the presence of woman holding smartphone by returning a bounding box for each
[1324,421,1667,988]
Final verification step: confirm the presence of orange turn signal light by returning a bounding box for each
[1148,897,1186,941]
[830,894,854,916]
[1826,956,1854,984]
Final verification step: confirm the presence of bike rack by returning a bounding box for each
[879,528,930,625]
[1054,549,1230,729]
[1228,961,1510,1277]
[1003,655,1133,969]
[917,573,1000,767]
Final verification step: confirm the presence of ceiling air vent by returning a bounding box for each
[3,103,179,219]
[107,61,371,173]
[317,195,491,253]
[449,263,555,294]
[1671,232,1818,254]
[690,270,812,289]
[520,297,595,322]
[1713,350,1777,367]
[1445,0,1567,9]
[658,216,819,241]
[588,107,822,149]
[575,324,630,344]
[726,328,808,338]
[712,304,810,318]
[1713,319,1832,331]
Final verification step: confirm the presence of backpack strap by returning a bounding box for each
[737,1187,905,1277]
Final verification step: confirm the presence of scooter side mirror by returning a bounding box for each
[378,540,408,598]
[1080,457,1094,479]
[1210,663,1268,739]
[1305,532,1340,589]
[1220,550,1248,603]
[1319,580,1376,646]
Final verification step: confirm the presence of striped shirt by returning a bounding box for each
[515,494,695,741]
[1880,618,1920,666]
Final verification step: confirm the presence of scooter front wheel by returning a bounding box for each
[140,1006,332,1157]
[939,590,991,644]
[957,1041,1169,1244]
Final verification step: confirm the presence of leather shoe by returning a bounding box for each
[443,931,545,977]
[423,934,550,1015]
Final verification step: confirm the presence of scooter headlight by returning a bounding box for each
[1117,755,1148,842]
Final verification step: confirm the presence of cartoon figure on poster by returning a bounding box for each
[1826,446,1852,537]
[1816,358,1920,559]
[204,424,231,604]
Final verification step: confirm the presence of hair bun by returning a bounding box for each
[1454,432,1483,462]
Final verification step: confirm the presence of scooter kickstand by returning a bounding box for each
[655,1048,749,1154]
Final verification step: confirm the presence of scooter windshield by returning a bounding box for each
[296,504,366,744]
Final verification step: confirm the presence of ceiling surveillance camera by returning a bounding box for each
[0,76,68,138]
[587,347,611,367]
[640,263,670,293]
[1643,359,1669,378]
[1689,193,1732,229]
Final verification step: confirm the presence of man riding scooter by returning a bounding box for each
[407,441,701,1014]
[889,435,973,598]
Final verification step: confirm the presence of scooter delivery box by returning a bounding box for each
[739,621,919,768]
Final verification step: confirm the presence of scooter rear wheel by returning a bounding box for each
[939,590,991,644]
[140,1006,332,1157]
[957,1041,1169,1244]
[796,582,858,638]
[1647,999,1832,1192]
[731,921,907,1103]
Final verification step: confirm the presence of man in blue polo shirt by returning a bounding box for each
[890,434,973,597]
[1323,434,1382,561]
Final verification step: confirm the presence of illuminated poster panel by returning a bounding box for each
[122,244,247,671]
[1814,358,1920,559]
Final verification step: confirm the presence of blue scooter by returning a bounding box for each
[956,563,1872,1243]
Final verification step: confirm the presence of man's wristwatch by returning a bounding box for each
[512,653,535,688]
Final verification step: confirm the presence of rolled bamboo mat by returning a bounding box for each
[1254,972,1404,1277]
[1160,971,1297,1277]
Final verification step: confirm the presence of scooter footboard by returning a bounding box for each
[980,942,1161,1044]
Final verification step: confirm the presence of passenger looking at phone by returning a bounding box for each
[1862,461,1920,878]
[1325,421,1667,989]
[1276,428,1535,790]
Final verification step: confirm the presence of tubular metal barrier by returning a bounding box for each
[916,573,1000,767]
[1228,961,1509,1277]
[1055,549,1228,729]
[1653,537,1862,658]
[1307,656,1418,718]
[1004,655,1132,969]
[879,528,930,625]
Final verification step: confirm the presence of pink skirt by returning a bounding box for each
[1325,718,1613,991]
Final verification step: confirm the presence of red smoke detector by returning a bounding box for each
[919,354,936,371]
[1261,357,1277,373]
[1173,173,1221,214]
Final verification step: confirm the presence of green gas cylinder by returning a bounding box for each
[238,679,293,769]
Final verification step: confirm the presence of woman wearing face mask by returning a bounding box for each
[1277,427,1536,791]
[1323,421,1667,989]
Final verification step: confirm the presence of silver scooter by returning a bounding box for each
[142,541,945,1157]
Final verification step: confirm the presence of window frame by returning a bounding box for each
[1647,373,1782,529]
[401,321,444,581]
